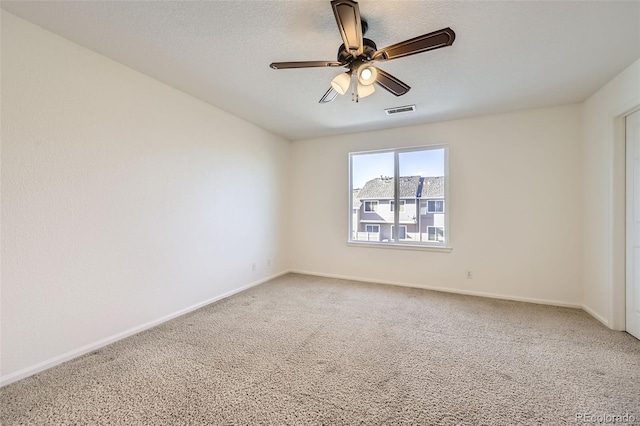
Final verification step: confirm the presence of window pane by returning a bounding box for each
[427,226,444,242]
[392,226,407,239]
[426,200,444,213]
[399,149,446,245]
[390,200,405,212]
[350,146,446,246]
[399,149,444,178]
[351,152,393,241]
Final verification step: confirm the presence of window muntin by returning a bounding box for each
[349,145,448,247]
[427,200,444,213]
[364,201,378,212]
[365,224,380,233]
[427,226,445,242]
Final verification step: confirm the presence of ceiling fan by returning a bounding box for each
[269,0,455,103]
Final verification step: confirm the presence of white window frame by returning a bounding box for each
[426,199,444,213]
[365,224,380,233]
[391,225,408,240]
[363,200,378,212]
[427,226,445,242]
[390,200,406,212]
[348,144,450,251]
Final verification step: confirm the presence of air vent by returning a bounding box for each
[384,105,416,115]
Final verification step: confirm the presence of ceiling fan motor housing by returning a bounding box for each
[337,38,377,63]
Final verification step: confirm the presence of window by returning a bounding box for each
[391,225,407,240]
[349,145,448,247]
[427,226,445,242]
[390,200,406,212]
[427,200,444,213]
[365,225,380,233]
[364,201,378,212]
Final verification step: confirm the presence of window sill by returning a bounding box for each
[346,241,453,252]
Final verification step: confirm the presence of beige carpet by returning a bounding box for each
[1,273,639,425]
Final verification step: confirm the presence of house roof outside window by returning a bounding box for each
[352,189,361,209]
[356,176,444,200]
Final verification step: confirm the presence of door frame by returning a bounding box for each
[624,108,640,335]
[603,104,639,331]
[611,105,640,331]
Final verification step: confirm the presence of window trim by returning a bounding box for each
[426,226,445,242]
[391,224,408,240]
[348,144,450,250]
[363,200,378,212]
[390,200,406,212]
[365,224,380,233]
[426,199,445,213]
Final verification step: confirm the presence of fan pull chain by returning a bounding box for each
[351,73,359,102]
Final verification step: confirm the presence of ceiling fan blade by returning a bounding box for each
[375,69,411,96]
[319,87,338,104]
[270,61,343,70]
[331,0,364,57]
[372,27,456,62]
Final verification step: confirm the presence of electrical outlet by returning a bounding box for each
[466,270,472,279]
[252,263,257,272]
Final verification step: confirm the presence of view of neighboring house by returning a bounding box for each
[352,176,445,243]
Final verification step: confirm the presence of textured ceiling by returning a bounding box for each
[2,1,639,140]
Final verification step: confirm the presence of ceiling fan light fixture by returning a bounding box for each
[358,65,378,85]
[331,72,351,95]
[357,81,375,98]
[270,1,456,104]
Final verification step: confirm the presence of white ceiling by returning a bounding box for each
[2,1,639,140]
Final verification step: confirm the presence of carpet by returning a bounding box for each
[1,273,639,425]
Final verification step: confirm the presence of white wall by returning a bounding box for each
[582,59,640,329]
[0,12,290,384]
[290,105,584,306]
[2,6,636,388]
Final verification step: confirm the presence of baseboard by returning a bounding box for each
[0,270,288,388]
[289,269,583,309]
[581,303,610,327]
[2,270,600,387]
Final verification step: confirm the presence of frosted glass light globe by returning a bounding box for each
[358,66,378,85]
[358,82,375,98]
[330,73,351,95]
